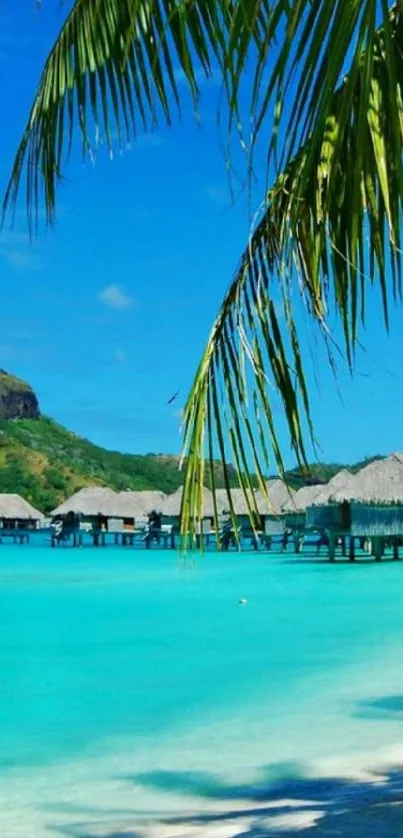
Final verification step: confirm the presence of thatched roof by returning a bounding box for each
[52,487,125,518]
[310,469,356,506]
[282,483,323,512]
[215,488,255,516]
[161,486,217,518]
[331,454,403,505]
[160,487,183,517]
[255,479,294,515]
[53,487,167,519]
[0,493,44,521]
[215,481,293,517]
[118,490,166,515]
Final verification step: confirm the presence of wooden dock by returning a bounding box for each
[0,523,400,560]
[48,524,280,551]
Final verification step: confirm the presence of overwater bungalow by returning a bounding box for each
[118,490,166,519]
[160,486,218,544]
[216,487,255,519]
[282,484,323,547]
[51,486,145,545]
[215,481,293,548]
[217,481,291,530]
[215,487,260,547]
[255,479,295,539]
[305,470,357,531]
[323,454,403,560]
[0,494,44,541]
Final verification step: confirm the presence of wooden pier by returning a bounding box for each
[49,523,277,552]
[50,525,179,550]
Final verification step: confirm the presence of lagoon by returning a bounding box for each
[0,546,403,835]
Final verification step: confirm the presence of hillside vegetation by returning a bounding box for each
[0,416,380,514]
[0,417,242,512]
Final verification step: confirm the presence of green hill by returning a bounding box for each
[0,414,380,514]
[0,416,245,513]
[0,369,383,514]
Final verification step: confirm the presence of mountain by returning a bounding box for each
[0,371,383,514]
[0,370,40,420]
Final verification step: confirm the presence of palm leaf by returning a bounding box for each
[181,2,403,540]
[4,0,223,230]
[3,0,274,231]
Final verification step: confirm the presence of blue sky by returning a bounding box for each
[0,1,403,468]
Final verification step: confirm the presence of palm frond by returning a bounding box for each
[4,0,222,230]
[3,0,274,231]
[181,2,403,540]
[227,1,398,177]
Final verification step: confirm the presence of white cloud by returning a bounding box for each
[114,348,127,364]
[99,284,134,311]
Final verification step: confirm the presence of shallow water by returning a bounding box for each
[1,544,403,836]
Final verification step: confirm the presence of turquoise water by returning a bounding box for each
[1,545,403,836]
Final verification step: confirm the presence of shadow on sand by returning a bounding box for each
[52,760,403,837]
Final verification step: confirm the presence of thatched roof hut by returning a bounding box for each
[118,490,166,515]
[52,487,124,518]
[161,486,217,519]
[215,480,293,518]
[309,470,356,506]
[282,483,323,513]
[255,479,294,515]
[160,487,184,517]
[0,493,44,522]
[215,488,256,516]
[331,455,403,505]
[305,470,356,531]
[281,483,323,532]
[305,456,403,540]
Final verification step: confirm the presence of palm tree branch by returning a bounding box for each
[181,2,403,536]
[3,0,276,231]
[3,0,222,229]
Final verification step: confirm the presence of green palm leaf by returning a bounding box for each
[3,0,275,231]
[3,0,224,230]
[181,2,403,542]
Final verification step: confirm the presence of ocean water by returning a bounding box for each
[1,544,403,836]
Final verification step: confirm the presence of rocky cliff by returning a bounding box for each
[0,370,40,420]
